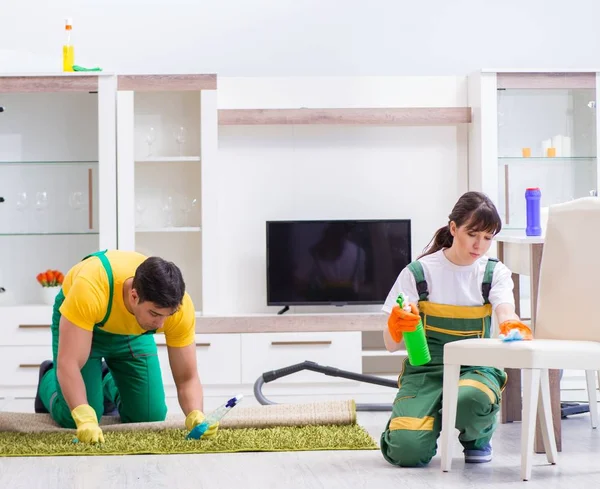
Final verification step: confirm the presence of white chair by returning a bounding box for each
[439,197,600,481]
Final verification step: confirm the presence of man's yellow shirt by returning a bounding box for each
[59,250,195,348]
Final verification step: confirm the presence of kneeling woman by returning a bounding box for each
[381,191,531,467]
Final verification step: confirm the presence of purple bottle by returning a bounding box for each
[525,187,542,236]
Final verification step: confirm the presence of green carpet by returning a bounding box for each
[0,424,378,457]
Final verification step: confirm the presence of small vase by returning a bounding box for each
[41,286,61,306]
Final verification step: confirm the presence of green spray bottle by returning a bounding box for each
[397,293,431,366]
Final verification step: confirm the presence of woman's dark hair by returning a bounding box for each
[419,191,502,259]
[132,257,186,309]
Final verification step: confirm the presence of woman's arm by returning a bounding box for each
[495,302,520,325]
[384,327,404,352]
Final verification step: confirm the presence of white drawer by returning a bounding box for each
[0,346,51,386]
[156,334,241,386]
[0,306,53,346]
[240,332,361,384]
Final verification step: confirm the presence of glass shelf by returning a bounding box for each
[0,232,99,237]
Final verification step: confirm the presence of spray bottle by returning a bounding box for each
[396,293,431,366]
[187,394,244,440]
[63,18,75,72]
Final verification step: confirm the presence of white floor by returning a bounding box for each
[2,411,600,488]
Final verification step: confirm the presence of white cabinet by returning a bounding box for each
[468,70,600,229]
[0,74,117,307]
[116,75,218,314]
[240,332,362,384]
[155,334,242,386]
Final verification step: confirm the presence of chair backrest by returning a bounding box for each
[535,197,600,341]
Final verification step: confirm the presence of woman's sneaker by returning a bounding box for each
[464,443,492,463]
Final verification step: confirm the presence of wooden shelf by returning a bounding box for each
[496,72,595,90]
[218,107,472,126]
[117,74,217,92]
[0,74,102,93]
[194,313,383,334]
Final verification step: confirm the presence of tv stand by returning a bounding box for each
[277,305,290,315]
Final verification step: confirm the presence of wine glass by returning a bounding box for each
[15,192,28,211]
[69,191,84,210]
[180,197,198,226]
[174,126,187,156]
[162,196,174,227]
[135,199,147,228]
[35,191,48,211]
[15,191,28,233]
[146,127,157,157]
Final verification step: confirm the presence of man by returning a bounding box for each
[34,249,218,443]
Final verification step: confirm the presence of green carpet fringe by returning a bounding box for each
[0,424,378,457]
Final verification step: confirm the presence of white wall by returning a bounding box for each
[1,0,599,76]
[205,76,468,314]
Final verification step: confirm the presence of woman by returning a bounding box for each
[380,191,531,467]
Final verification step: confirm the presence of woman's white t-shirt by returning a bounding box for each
[382,249,515,314]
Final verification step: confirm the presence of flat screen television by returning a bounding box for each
[266,219,411,306]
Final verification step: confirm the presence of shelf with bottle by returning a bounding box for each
[499,156,596,162]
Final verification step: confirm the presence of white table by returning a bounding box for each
[495,231,561,453]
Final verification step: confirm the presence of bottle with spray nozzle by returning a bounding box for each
[63,18,75,72]
[396,293,431,366]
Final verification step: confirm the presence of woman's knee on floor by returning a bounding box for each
[381,420,438,467]
[456,381,497,416]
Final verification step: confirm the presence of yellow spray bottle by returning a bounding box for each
[63,18,75,72]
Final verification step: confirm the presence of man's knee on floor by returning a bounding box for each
[381,417,437,467]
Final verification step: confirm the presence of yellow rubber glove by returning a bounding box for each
[71,404,105,444]
[185,410,219,439]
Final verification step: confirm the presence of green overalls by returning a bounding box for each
[39,250,168,429]
[380,259,508,467]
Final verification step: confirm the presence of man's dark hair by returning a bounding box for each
[132,257,186,309]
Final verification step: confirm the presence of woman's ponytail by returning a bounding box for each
[418,225,454,259]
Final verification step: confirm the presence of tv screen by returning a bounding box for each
[266,219,411,306]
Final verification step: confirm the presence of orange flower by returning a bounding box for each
[36,269,64,287]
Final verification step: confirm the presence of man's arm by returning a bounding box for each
[168,343,203,415]
[56,316,93,409]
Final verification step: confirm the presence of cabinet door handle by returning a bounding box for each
[0,107,4,113]
[19,324,51,329]
[19,364,41,369]
[271,341,332,346]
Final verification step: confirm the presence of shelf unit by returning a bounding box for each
[0,73,117,307]
[116,74,218,313]
[218,107,472,125]
[468,70,600,229]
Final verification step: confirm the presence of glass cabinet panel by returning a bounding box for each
[497,87,597,228]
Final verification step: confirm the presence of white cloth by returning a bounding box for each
[382,249,514,314]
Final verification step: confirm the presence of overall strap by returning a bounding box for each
[82,250,114,327]
[481,258,498,305]
[407,261,429,301]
